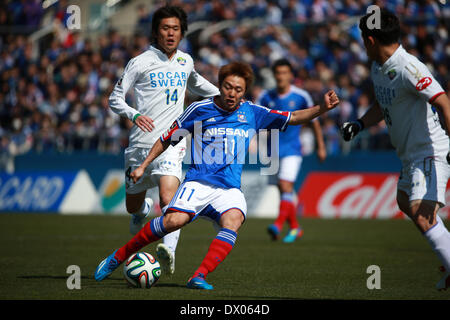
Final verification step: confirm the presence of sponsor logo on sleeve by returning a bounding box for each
[415,77,432,91]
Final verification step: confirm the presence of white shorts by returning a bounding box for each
[125,144,186,194]
[167,180,247,224]
[397,156,450,207]
[268,155,303,184]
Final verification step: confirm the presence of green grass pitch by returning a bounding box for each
[0,214,448,300]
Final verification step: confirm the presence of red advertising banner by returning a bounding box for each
[297,172,450,219]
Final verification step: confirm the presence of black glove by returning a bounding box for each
[447,151,450,165]
[340,120,364,141]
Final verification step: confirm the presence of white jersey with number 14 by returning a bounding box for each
[109,45,219,149]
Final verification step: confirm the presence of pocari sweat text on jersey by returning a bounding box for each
[149,71,188,88]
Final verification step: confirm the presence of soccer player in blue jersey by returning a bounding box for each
[95,61,339,290]
[258,59,327,243]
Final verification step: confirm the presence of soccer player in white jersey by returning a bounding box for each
[258,59,327,243]
[341,9,450,290]
[108,5,219,275]
[95,61,340,289]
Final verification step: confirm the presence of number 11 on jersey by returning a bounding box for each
[224,136,235,158]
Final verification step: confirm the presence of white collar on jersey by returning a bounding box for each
[379,45,405,73]
[149,44,179,61]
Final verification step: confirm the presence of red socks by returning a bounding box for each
[274,199,291,230]
[115,216,168,262]
[274,198,298,230]
[286,200,299,229]
[193,228,236,278]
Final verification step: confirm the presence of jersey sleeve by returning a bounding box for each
[160,102,200,145]
[187,68,220,98]
[253,104,291,131]
[109,57,141,121]
[402,60,445,104]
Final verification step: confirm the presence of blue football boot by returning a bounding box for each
[186,273,214,290]
[94,250,121,281]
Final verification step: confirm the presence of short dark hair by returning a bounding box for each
[359,8,400,45]
[271,59,294,73]
[151,5,188,42]
[218,62,254,92]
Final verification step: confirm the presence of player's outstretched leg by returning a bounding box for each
[119,216,169,260]
[187,228,237,290]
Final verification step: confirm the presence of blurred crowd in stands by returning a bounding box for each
[0,0,449,170]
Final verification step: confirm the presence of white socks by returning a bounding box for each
[133,198,152,218]
[424,215,450,272]
[161,205,180,255]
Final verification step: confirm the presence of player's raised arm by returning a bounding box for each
[288,90,339,126]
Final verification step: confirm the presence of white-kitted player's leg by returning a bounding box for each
[129,197,154,235]
[125,147,158,235]
[152,144,186,275]
[423,211,450,290]
[399,157,450,290]
[157,205,180,275]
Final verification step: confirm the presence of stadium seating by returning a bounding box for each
[0,0,449,168]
